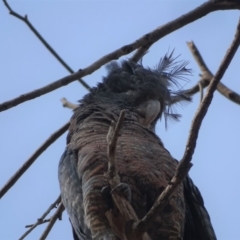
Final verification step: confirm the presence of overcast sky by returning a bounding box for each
[1,1,240,240]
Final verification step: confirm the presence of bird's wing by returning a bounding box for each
[183,176,217,240]
[59,140,120,239]
[59,149,92,240]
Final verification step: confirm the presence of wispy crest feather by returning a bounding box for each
[154,50,191,88]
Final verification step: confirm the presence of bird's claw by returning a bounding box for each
[111,183,132,202]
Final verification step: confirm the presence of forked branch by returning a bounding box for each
[39,202,65,240]
[19,195,61,240]
[132,18,240,235]
[186,41,240,104]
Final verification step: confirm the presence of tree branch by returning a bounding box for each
[39,202,65,240]
[186,41,240,104]
[61,98,78,110]
[0,122,69,199]
[182,17,240,171]
[2,0,90,90]
[19,195,61,240]
[107,110,125,179]
[133,17,240,235]
[25,219,51,228]
[184,77,209,96]
[130,43,153,63]
[1,1,240,112]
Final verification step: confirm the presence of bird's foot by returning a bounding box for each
[111,183,132,202]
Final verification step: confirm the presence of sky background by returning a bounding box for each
[1,1,240,240]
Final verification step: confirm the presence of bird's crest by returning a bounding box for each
[79,51,192,128]
[105,50,192,128]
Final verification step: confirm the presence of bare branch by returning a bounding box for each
[1,1,240,112]
[130,43,153,63]
[183,18,240,167]
[25,219,51,228]
[107,110,125,179]
[39,202,65,240]
[186,41,212,75]
[61,98,78,110]
[19,195,61,240]
[0,122,69,199]
[186,41,240,104]
[2,0,90,90]
[133,17,240,235]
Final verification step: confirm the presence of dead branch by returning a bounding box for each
[182,18,240,171]
[61,98,78,110]
[132,18,240,235]
[2,0,90,90]
[130,43,153,63]
[0,122,69,199]
[186,41,240,104]
[39,202,65,240]
[187,41,212,75]
[106,110,150,240]
[184,77,209,96]
[107,110,125,179]
[25,219,50,228]
[19,195,61,240]
[1,1,240,112]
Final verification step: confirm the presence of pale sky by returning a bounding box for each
[1,1,240,240]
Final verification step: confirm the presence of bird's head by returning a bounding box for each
[80,51,192,129]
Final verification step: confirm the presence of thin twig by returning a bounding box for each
[39,202,65,240]
[186,41,240,104]
[107,110,125,179]
[61,98,78,110]
[1,1,240,112]
[19,195,61,240]
[130,43,153,63]
[182,18,240,175]
[2,0,90,90]
[106,110,150,240]
[25,219,50,228]
[133,18,240,235]
[184,78,209,96]
[0,122,69,199]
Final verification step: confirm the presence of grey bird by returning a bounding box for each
[58,52,217,240]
